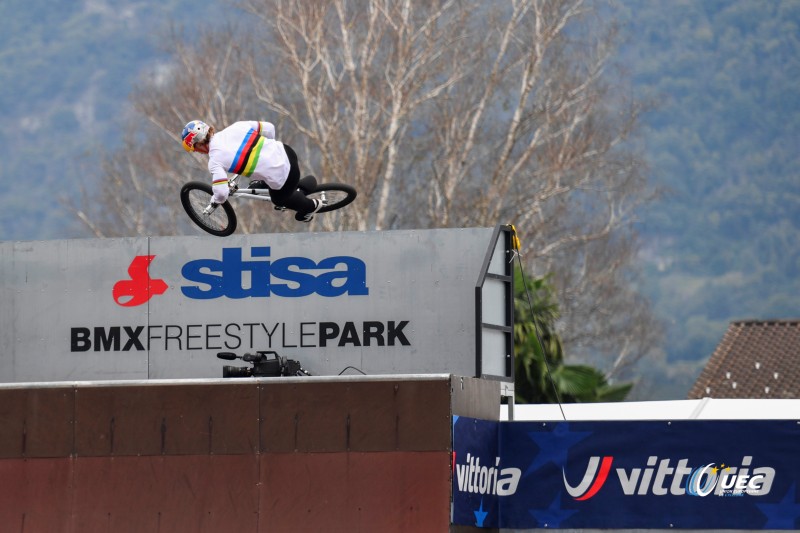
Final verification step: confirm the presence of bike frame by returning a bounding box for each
[226,175,275,203]
[201,175,273,215]
[183,172,356,235]
[223,175,333,205]
[231,189,274,202]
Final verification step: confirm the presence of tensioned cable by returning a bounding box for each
[507,225,567,421]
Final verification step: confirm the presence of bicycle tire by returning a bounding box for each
[180,181,238,237]
[307,183,357,213]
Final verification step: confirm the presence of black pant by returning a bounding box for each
[269,143,315,214]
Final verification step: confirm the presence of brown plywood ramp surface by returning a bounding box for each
[0,387,74,458]
[72,455,259,532]
[261,451,451,533]
[0,458,72,533]
[261,378,452,453]
[74,382,259,456]
[0,375,497,532]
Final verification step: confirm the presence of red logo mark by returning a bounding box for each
[564,456,614,501]
[113,255,168,307]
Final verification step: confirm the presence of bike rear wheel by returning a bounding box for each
[180,181,238,237]
[308,183,357,213]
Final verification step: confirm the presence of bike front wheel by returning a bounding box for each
[308,183,357,213]
[180,181,238,237]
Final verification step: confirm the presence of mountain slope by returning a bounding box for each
[618,0,800,398]
[0,0,232,238]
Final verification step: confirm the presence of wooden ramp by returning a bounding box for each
[0,375,499,533]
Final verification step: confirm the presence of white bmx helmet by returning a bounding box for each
[181,120,210,152]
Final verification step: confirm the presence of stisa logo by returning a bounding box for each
[112,247,369,306]
[113,255,168,307]
[180,246,369,299]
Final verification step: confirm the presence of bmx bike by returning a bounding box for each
[180,174,356,237]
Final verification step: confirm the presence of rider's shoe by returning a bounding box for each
[296,199,323,223]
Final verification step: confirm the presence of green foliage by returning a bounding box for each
[513,267,633,403]
[617,0,800,385]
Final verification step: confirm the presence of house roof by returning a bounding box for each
[688,320,800,399]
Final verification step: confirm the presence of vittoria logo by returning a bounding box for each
[454,453,522,497]
[563,455,776,500]
[563,456,614,501]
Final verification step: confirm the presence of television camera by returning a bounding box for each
[217,350,311,378]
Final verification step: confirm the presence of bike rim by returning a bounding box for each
[307,189,351,209]
[187,189,230,232]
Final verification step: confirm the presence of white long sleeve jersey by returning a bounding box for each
[208,121,290,204]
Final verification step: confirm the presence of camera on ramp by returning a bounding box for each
[216,350,311,378]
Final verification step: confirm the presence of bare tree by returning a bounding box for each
[73,0,661,375]
[238,0,469,231]
[407,0,659,374]
[68,29,280,236]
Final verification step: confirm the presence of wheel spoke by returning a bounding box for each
[181,181,237,236]
[194,191,227,230]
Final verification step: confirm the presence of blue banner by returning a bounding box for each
[452,416,800,529]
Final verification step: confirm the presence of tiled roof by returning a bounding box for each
[687,320,800,399]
